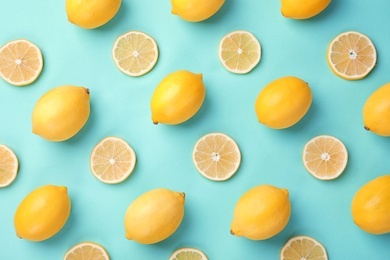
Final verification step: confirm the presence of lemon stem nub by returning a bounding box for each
[153,121,158,125]
[85,88,90,95]
[364,126,370,131]
[230,230,235,235]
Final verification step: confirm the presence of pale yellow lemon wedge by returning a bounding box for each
[0,144,18,188]
[64,242,110,260]
[169,248,208,260]
[280,236,328,260]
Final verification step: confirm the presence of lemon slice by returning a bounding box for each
[169,248,208,260]
[280,236,328,260]
[90,137,136,184]
[302,135,348,180]
[112,31,158,77]
[193,133,241,181]
[0,144,19,188]
[327,31,376,80]
[64,242,110,260]
[219,30,261,74]
[0,39,43,86]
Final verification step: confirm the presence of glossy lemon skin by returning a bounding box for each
[32,85,90,142]
[230,185,291,240]
[151,70,205,125]
[352,175,390,234]
[281,0,331,19]
[363,83,390,136]
[255,76,312,129]
[66,0,121,29]
[171,0,225,22]
[14,185,71,242]
[124,188,185,244]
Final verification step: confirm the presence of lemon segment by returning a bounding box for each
[171,0,225,22]
[280,236,328,260]
[281,0,331,19]
[0,144,19,188]
[64,242,110,260]
[169,248,208,260]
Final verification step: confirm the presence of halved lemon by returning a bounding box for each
[302,135,348,180]
[169,248,208,260]
[327,31,376,80]
[280,236,328,260]
[0,39,43,86]
[90,137,136,184]
[0,144,19,188]
[64,242,110,260]
[112,31,158,77]
[218,30,261,74]
[193,133,241,181]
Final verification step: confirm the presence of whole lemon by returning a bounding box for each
[66,0,121,29]
[363,83,390,136]
[32,85,90,142]
[255,76,312,129]
[14,185,71,242]
[352,175,390,234]
[230,185,291,240]
[171,0,225,22]
[281,0,331,19]
[124,188,185,244]
[151,70,206,125]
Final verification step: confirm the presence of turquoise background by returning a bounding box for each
[1,0,390,259]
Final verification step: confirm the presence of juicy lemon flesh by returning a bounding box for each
[64,242,109,260]
[170,248,208,260]
[352,175,390,234]
[255,76,312,129]
[171,0,225,22]
[32,86,90,142]
[151,70,205,125]
[0,145,18,187]
[14,185,71,241]
[363,83,390,136]
[230,185,291,240]
[124,188,185,244]
[328,32,376,80]
[281,0,331,19]
[66,0,121,29]
[281,237,327,260]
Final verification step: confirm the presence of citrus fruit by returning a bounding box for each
[327,31,376,80]
[280,236,328,260]
[112,31,158,77]
[0,144,18,188]
[124,188,185,244]
[230,185,291,240]
[64,242,110,260]
[169,248,208,260]
[151,70,206,125]
[14,185,71,241]
[90,137,136,184]
[302,135,348,180]
[352,175,390,234]
[66,0,121,29]
[255,76,312,129]
[0,39,43,86]
[192,133,241,181]
[281,0,331,19]
[363,83,390,136]
[171,0,225,22]
[218,30,261,74]
[32,85,90,142]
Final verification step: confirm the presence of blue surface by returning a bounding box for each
[1,0,390,259]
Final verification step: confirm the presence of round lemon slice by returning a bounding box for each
[280,236,328,260]
[327,31,376,80]
[169,248,208,260]
[64,242,110,260]
[219,30,261,74]
[302,135,348,180]
[193,133,241,181]
[112,31,158,77]
[0,39,43,86]
[90,137,136,184]
[0,144,19,188]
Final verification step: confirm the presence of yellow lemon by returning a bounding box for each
[363,83,390,136]
[66,0,121,29]
[281,0,331,19]
[151,70,206,125]
[255,76,312,129]
[230,185,291,240]
[171,0,225,22]
[124,188,185,244]
[14,185,71,242]
[352,175,390,234]
[32,85,90,142]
